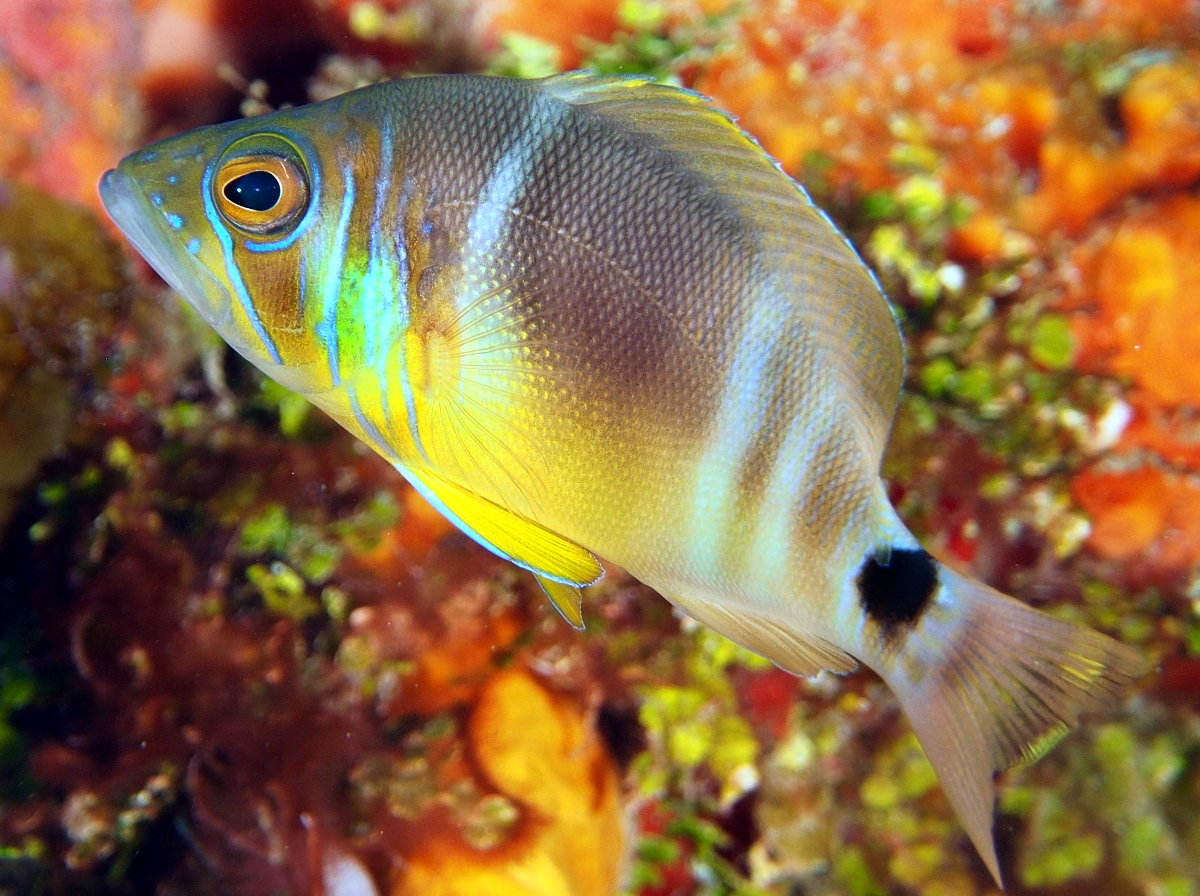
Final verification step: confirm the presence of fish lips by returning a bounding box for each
[99,167,234,332]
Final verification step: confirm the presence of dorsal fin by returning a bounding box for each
[536,72,904,465]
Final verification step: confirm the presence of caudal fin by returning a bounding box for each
[878,564,1147,887]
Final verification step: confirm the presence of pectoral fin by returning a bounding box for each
[536,576,586,630]
[403,466,604,588]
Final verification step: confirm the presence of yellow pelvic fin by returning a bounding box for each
[536,576,586,630]
[404,467,604,587]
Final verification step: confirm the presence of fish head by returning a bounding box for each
[99,110,367,398]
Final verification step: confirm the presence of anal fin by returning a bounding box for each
[401,466,604,587]
[670,594,857,677]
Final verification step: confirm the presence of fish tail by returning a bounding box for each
[876,562,1147,888]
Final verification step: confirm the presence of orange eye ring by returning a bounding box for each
[214,153,309,235]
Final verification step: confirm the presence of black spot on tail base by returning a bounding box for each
[857,547,939,634]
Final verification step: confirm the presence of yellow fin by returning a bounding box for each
[403,467,603,587]
[536,576,585,630]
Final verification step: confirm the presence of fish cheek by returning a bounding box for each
[231,241,313,365]
[856,547,939,645]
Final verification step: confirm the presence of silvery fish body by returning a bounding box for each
[100,73,1143,885]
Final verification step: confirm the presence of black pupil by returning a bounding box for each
[224,170,281,212]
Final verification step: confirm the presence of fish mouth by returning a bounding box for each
[98,167,232,327]
[100,169,181,287]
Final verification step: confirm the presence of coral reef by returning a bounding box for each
[1,1,1198,894]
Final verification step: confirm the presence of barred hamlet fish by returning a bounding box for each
[99,73,1144,885]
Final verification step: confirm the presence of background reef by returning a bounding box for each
[1,1,1199,894]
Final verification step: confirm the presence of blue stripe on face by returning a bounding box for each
[360,127,427,463]
[201,161,283,365]
[346,382,393,460]
[393,166,428,464]
[314,172,357,387]
[363,126,398,368]
[398,347,427,464]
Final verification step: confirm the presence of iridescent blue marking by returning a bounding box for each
[315,174,357,386]
[187,237,201,255]
[245,225,308,253]
[365,234,423,461]
[347,385,391,459]
[393,167,427,463]
[151,193,163,207]
[362,128,397,366]
[167,174,178,184]
[167,213,184,230]
[397,357,425,463]
[201,162,282,364]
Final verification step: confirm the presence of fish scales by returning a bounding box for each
[100,72,1146,887]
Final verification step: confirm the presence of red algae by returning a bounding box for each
[0,0,141,214]
[1073,196,1200,407]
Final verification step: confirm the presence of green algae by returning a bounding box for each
[488,32,564,79]
[1001,709,1200,891]
[258,377,315,439]
[246,561,320,623]
[237,490,400,602]
[633,623,769,802]
[834,846,886,896]
[238,501,343,585]
[1028,314,1076,370]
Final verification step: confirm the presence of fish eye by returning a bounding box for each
[213,142,309,236]
[224,170,281,211]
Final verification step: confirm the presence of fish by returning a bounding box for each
[99,72,1145,886]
